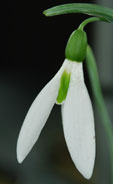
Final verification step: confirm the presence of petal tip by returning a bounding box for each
[16,146,24,164]
[81,168,93,180]
[17,155,23,164]
[16,139,26,164]
[76,155,95,180]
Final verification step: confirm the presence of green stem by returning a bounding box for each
[86,45,113,183]
[78,17,105,30]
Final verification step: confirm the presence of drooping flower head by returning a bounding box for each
[17,27,95,179]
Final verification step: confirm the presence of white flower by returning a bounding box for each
[17,59,95,179]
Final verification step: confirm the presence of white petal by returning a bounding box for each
[17,60,67,163]
[62,62,95,179]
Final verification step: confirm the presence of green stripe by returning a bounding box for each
[57,70,71,104]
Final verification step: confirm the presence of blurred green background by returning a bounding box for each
[2,0,113,183]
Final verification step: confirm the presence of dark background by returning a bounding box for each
[0,0,113,183]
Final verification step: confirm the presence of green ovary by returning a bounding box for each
[56,70,71,104]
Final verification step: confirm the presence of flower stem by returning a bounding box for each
[86,45,113,183]
[78,17,106,30]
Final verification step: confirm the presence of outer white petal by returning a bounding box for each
[17,60,67,163]
[62,62,95,179]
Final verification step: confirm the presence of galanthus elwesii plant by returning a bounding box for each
[17,3,113,182]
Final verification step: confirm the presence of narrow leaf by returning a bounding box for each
[86,45,113,183]
[43,3,113,23]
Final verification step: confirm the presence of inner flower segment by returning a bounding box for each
[56,69,71,104]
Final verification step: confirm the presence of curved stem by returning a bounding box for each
[86,45,113,183]
[78,17,105,30]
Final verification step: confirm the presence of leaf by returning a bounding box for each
[43,3,113,23]
[86,45,113,183]
[86,45,112,128]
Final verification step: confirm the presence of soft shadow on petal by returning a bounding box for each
[62,62,95,179]
[17,60,67,163]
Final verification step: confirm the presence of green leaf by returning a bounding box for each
[86,45,112,130]
[86,45,113,183]
[43,3,113,23]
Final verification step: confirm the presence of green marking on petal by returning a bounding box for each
[56,70,71,104]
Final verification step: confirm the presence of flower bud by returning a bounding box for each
[65,29,87,62]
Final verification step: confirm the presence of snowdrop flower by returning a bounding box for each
[17,29,95,179]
